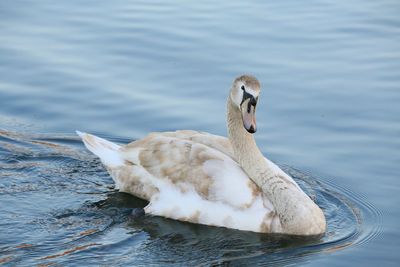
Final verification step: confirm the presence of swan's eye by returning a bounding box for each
[241,85,245,91]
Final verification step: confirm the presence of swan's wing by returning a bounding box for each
[115,132,278,232]
[120,133,256,206]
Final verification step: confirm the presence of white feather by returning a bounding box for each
[76,131,123,167]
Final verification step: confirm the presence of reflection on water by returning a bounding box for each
[0,131,379,266]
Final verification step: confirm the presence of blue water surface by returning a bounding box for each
[0,0,399,266]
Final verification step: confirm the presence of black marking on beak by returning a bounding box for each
[240,89,258,111]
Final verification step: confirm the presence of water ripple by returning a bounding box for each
[0,0,398,265]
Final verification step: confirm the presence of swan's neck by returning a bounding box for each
[227,97,326,235]
[227,98,272,180]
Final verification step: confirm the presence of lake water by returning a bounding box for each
[0,0,399,266]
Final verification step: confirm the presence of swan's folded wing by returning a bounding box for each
[112,133,277,232]
[120,134,253,205]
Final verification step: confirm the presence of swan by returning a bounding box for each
[77,75,326,235]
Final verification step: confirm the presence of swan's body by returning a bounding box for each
[78,75,326,235]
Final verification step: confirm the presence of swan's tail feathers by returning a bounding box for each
[76,131,123,167]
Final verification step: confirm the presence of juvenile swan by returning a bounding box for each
[77,75,326,235]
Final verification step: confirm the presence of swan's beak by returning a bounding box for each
[241,98,257,134]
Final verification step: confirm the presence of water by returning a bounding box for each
[0,0,398,266]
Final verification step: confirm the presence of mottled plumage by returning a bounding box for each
[78,130,287,232]
[78,75,326,235]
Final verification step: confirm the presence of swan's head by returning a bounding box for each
[230,75,261,134]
